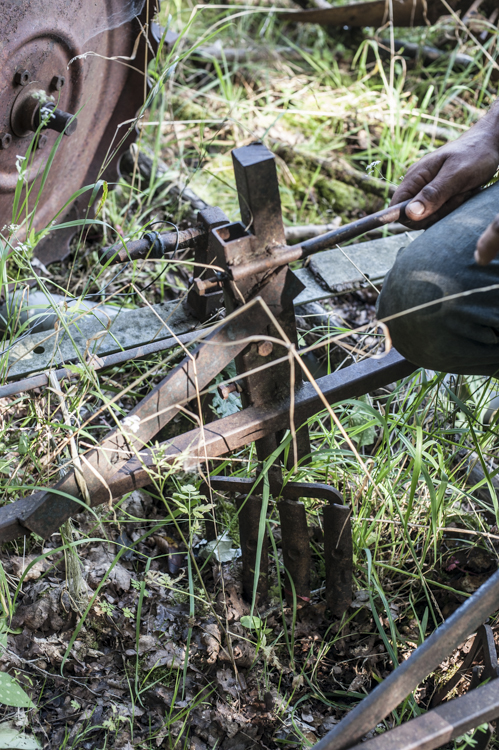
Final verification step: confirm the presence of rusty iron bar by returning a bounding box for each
[345,678,499,750]
[277,0,480,27]
[199,476,345,503]
[225,199,411,282]
[100,206,230,266]
[99,225,209,265]
[0,349,415,543]
[311,566,499,750]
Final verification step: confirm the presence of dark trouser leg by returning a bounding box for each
[377,182,499,376]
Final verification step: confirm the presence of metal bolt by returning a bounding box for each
[35,103,77,137]
[0,133,12,150]
[217,382,243,400]
[14,69,31,86]
[50,75,66,91]
[192,276,222,296]
[37,134,48,150]
[257,341,273,357]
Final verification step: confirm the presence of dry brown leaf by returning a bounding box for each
[201,623,221,664]
[145,642,186,670]
[10,555,49,581]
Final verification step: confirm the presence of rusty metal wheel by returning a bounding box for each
[0,0,159,265]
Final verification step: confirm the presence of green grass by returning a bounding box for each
[0,1,498,748]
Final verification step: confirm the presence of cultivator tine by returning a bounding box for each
[278,498,311,603]
[473,725,494,750]
[236,494,268,602]
[481,623,499,680]
[323,502,352,617]
[199,475,352,613]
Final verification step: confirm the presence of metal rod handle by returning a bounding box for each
[229,200,411,281]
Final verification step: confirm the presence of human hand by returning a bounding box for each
[475,214,499,265]
[391,127,499,227]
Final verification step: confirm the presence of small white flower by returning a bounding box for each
[122,414,141,434]
[31,89,54,104]
[366,160,381,176]
[15,155,26,177]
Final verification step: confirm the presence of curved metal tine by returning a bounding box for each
[432,623,499,707]
[236,494,269,602]
[480,623,499,681]
[278,498,311,603]
[323,502,352,617]
[474,724,494,750]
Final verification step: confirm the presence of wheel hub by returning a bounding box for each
[0,0,156,264]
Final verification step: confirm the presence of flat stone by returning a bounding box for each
[308,231,422,294]
[293,268,330,305]
[0,300,198,380]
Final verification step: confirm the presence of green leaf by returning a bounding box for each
[199,532,240,563]
[18,435,29,455]
[0,723,41,749]
[0,459,13,476]
[240,616,263,631]
[0,674,34,708]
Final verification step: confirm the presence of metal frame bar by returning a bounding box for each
[0,349,414,542]
[348,678,499,750]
